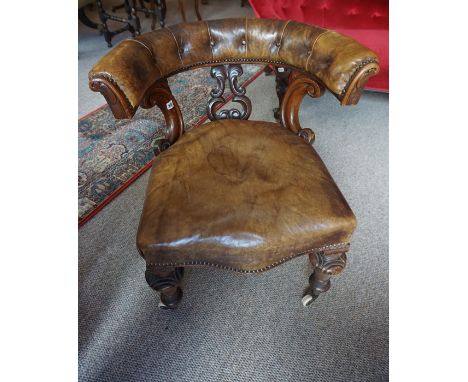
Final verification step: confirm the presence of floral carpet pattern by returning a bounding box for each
[79,65,263,225]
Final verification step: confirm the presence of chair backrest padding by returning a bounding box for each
[89,18,379,118]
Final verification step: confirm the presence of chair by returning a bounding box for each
[89,18,379,309]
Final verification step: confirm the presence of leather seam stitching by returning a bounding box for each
[205,21,214,60]
[126,38,154,58]
[167,28,184,66]
[145,242,350,273]
[276,20,291,56]
[306,30,330,72]
[125,39,163,77]
[154,58,325,92]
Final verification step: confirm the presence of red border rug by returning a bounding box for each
[79,65,265,227]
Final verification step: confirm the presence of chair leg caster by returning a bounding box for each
[301,293,318,307]
[145,266,184,309]
[158,287,183,309]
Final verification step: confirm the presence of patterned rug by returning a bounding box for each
[79,65,264,226]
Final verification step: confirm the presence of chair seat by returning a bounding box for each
[137,120,356,272]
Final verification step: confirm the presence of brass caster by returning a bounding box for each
[159,287,183,309]
[301,293,318,307]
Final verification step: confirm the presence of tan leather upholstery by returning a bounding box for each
[137,120,356,272]
[89,18,379,118]
[87,18,379,306]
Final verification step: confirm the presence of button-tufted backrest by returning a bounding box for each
[89,18,379,119]
[250,0,389,30]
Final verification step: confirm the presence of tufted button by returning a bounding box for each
[275,42,281,47]
[210,41,215,46]
[241,40,246,45]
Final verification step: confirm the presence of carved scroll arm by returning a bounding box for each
[279,72,325,145]
[89,76,135,119]
[341,61,380,105]
[140,78,184,155]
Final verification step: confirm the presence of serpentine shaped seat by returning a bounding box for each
[89,18,379,309]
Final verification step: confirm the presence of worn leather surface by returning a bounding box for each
[137,120,356,272]
[89,18,378,114]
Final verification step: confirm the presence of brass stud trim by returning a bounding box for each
[145,243,351,273]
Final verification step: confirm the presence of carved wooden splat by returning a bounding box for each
[207,64,252,121]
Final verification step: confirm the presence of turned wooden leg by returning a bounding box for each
[124,0,141,37]
[194,0,202,20]
[158,0,167,28]
[148,0,156,30]
[178,0,187,22]
[302,252,347,306]
[139,0,150,17]
[145,265,184,309]
[96,0,113,47]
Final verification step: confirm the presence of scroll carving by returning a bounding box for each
[309,252,347,276]
[141,78,184,155]
[341,61,380,105]
[89,77,134,119]
[297,128,315,144]
[207,64,252,121]
[279,72,325,145]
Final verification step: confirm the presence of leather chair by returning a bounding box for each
[89,18,379,309]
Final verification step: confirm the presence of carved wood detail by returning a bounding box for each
[207,64,252,121]
[308,252,347,296]
[141,78,184,155]
[341,62,380,105]
[279,72,325,145]
[145,265,184,309]
[89,77,135,119]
